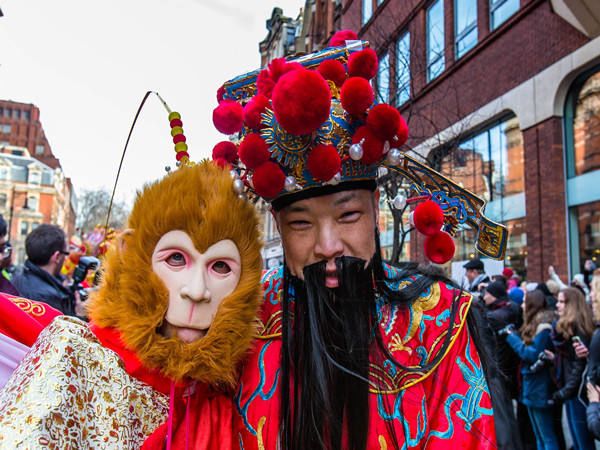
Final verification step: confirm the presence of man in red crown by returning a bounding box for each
[213,31,518,449]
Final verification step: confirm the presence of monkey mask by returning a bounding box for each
[88,161,263,388]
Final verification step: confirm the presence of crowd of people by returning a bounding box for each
[464,256,600,450]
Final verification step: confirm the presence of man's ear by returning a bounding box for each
[117,229,134,254]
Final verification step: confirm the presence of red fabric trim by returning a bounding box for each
[0,294,61,346]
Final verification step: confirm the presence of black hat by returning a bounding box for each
[463,258,484,271]
[486,280,508,300]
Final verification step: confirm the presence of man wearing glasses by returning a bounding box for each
[12,224,82,316]
[0,215,18,297]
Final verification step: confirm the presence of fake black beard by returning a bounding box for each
[280,256,376,450]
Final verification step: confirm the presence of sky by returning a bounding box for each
[0,0,304,204]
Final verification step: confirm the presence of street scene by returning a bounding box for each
[0,0,599,448]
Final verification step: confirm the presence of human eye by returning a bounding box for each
[339,210,362,223]
[165,252,187,267]
[287,218,312,230]
[210,260,232,275]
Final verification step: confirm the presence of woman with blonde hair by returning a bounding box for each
[502,289,560,449]
[551,287,595,450]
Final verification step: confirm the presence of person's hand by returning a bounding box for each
[74,290,87,317]
[573,341,589,359]
[587,382,600,403]
[548,265,556,277]
[498,324,515,336]
[544,349,555,361]
[477,282,488,292]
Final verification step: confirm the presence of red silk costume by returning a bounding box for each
[235,264,497,449]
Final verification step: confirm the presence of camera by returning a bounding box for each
[70,256,100,301]
[530,352,553,373]
[498,324,516,336]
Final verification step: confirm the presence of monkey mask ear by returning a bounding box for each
[116,229,134,254]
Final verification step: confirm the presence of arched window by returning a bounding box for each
[429,114,527,274]
[564,67,600,274]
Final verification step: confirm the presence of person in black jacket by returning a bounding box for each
[12,224,83,316]
[549,287,595,450]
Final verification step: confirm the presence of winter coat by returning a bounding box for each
[587,402,600,440]
[551,322,589,402]
[505,312,556,408]
[12,260,74,316]
[484,297,523,398]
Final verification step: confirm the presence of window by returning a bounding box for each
[27,196,38,211]
[426,0,445,82]
[23,111,30,121]
[362,0,373,25]
[430,116,526,272]
[20,221,28,237]
[455,0,478,58]
[2,109,10,118]
[35,145,45,155]
[12,109,20,120]
[377,52,390,104]
[0,193,6,209]
[0,124,10,134]
[29,170,41,185]
[31,222,40,230]
[490,0,519,30]
[396,32,411,106]
[0,168,7,180]
[564,68,600,274]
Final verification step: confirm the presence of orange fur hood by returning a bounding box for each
[88,161,263,387]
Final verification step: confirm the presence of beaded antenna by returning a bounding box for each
[207,31,508,263]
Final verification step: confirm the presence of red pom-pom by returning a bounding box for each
[318,59,347,87]
[396,115,409,147]
[175,151,189,161]
[252,161,286,198]
[367,104,401,141]
[213,157,230,169]
[170,118,183,128]
[268,58,303,83]
[329,30,358,47]
[307,144,341,182]
[217,85,226,103]
[413,200,444,236]
[271,69,331,135]
[238,133,271,169]
[244,94,270,130]
[424,231,456,264]
[173,134,186,144]
[352,126,384,164]
[347,48,378,80]
[213,100,244,135]
[257,69,275,98]
[341,77,374,116]
[212,141,238,163]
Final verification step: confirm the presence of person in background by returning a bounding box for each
[0,215,19,296]
[464,257,490,299]
[503,267,519,290]
[583,259,597,290]
[12,224,83,316]
[549,287,595,450]
[502,290,561,449]
[509,286,525,307]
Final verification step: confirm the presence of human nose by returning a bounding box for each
[313,223,344,261]
[181,271,211,302]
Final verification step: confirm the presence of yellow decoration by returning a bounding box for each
[170,126,184,137]
[168,111,181,121]
[174,142,188,152]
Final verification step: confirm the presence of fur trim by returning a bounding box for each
[88,161,263,387]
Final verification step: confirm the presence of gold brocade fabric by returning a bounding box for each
[0,316,169,449]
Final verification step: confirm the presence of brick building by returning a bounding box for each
[339,0,600,281]
[0,100,76,263]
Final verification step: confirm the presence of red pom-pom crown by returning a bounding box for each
[413,200,445,236]
[307,144,341,182]
[238,133,271,170]
[252,161,286,198]
[341,77,374,116]
[244,94,270,130]
[213,100,244,135]
[347,48,378,80]
[271,69,331,135]
[424,231,456,264]
[329,30,359,47]
[212,141,238,164]
[318,59,347,87]
[367,104,402,142]
[352,126,384,165]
